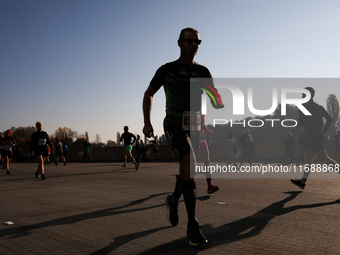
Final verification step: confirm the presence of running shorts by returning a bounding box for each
[55,151,63,157]
[124,145,133,151]
[2,151,12,159]
[34,149,48,157]
[164,121,199,161]
[305,135,325,153]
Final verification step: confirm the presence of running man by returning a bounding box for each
[1,130,16,175]
[55,138,66,166]
[239,129,253,167]
[135,135,146,163]
[199,115,219,194]
[291,87,338,189]
[226,132,238,168]
[143,27,223,246]
[120,126,138,170]
[152,136,160,162]
[175,115,219,194]
[81,141,91,163]
[45,144,51,164]
[30,121,52,180]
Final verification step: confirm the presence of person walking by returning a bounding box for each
[291,87,338,189]
[1,130,16,175]
[62,142,69,162]
[55,138,66,166]
[142,27,223,246]
[30,122,52,180]
[120,126,138,170]
[199,115,219,194]
[152,136,160,162]
[298,131,307,160]
[239,129,253,167]
[226,132,238,168]
[135,135,146,163]
[284,132,294,160]
[81,141,91,163]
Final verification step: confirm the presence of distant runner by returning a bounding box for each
[291,87,338,189]
[135,135,146,163]
[30,122,52,180]
[120,126,138,170]
[199,115,219,194]
[1,130,16,175]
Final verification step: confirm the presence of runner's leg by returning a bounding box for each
[301,149,315,184]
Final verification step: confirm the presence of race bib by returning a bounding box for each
[39,139,47,145]
[182,111,201,131]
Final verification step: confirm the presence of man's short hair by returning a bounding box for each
[179,27,199,41]
[36,121,42,128]
[124,126,129,130]
[304,87,315,99]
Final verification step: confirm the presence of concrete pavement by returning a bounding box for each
[1,162,340,254]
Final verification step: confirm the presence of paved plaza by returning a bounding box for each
[1,162,340,254]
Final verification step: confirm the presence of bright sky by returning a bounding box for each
[1,0,340,143]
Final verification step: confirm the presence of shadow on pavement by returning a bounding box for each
[89,226,172,255]
[0,192,170,239]
[139,191,340,254]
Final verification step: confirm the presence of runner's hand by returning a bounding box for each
[143,123,154,138]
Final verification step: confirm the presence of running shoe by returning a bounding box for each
[290,179,305,189]
[207,185,219,194]
[6,170,10,175]
[41,174,46,180]
[165,195,179,226]
[35,171,39,178]
[121,164,127,168]
[187,224,208,246]
[135,163,139,171]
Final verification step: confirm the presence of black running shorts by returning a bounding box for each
[2,151,13,159]
[305,135,325,153]
[164,121,199,161]
[34,149,48,157]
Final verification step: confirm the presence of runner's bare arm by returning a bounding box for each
[143,85,158,137]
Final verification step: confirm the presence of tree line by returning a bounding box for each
[3,126,120,152]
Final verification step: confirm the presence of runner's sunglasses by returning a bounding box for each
[184,38,202,45]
